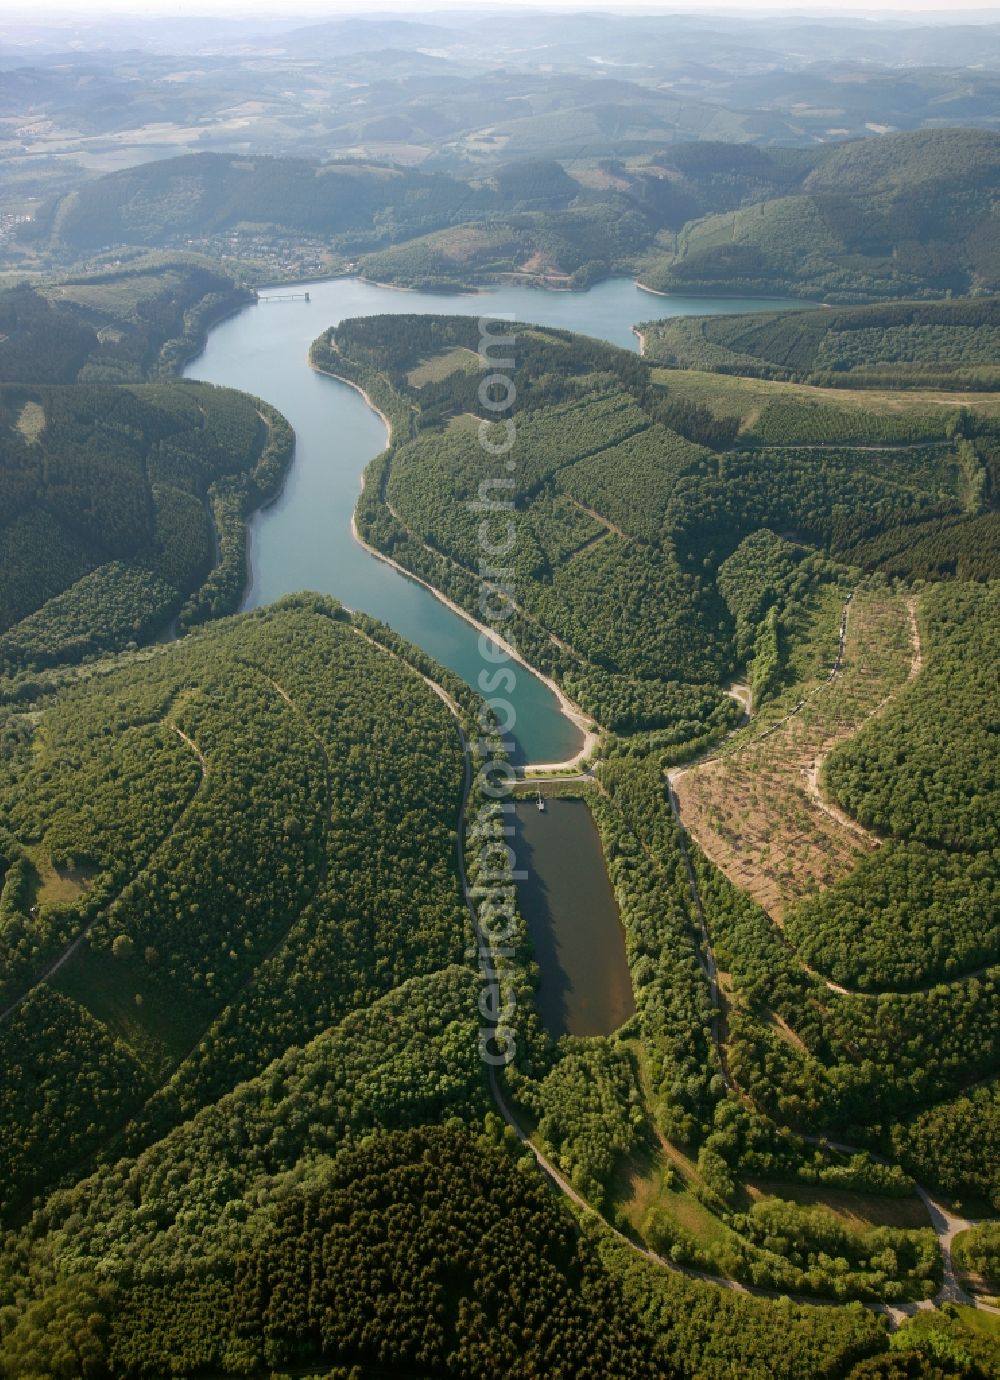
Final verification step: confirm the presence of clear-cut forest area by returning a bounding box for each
[1,9,999,1377]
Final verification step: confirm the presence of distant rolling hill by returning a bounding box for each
[27,146,757,265]
[28,151,489,253]
[268,17,455,56]
[25,145,817,285]
[639,128,1000,301]
[25,130,1000,304]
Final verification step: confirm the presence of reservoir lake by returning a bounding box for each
[187,275,802,1035]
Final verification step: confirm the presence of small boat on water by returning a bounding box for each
[536,790,546,813]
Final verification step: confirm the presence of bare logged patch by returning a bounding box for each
[46,271,186,316]
[24,850,95,906]
[519,250,557,275]
[673,590,918,919]
[651,367,1000,426]
[15,401,45,444]
[570,167,633,192]
[431,227,513,264]
[406,347,480,387]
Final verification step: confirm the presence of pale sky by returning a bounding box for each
[7,0,1000,17]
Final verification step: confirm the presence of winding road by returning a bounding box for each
[399,652,984,1324]
[355,586,996,1325]
[222,373,1000,1323]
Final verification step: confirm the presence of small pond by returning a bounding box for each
[513,797,635,1038]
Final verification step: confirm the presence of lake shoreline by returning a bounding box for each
[349,495,599,775]
[196,275,809,767]
[312,360,599,773]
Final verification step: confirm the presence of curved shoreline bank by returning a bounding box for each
[310,362,598,772]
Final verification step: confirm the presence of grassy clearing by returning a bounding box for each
[15,401,45,444]
[612,1039,741,1265]
[445,411,479,435]
[954,1303,1000,1341]
[612,1141,738,1257]
[652,367,1000,428]
[406,346,480,387]
[23,849,92,907]
[744,1181,930,1233]
[672,587,917,919]
[44,271,189,316]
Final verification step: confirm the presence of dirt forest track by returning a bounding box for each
[0,710,210,1025]
[669,589,930,949]
[315,339,1000,1325]
[419,657,998,1325]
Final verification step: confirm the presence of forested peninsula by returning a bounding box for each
[0,246,997,1377]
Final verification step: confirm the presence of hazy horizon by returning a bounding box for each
[6,1,1000,20]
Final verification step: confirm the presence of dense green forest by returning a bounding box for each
[642,298,1000,583]
[3,237,1000,1368]
[782,583,999,990]
[18,130,1000,303]
[0,259,294,671]
[636,130,1000,302]
[302,309,1000,1333]
[0,595,476,1211]
[356,202,653,290]
[319,312,978,740]
[310,307,993,1247]
[11,145,826,290]
[0,593,900,1378]
[642,297,1000,389]
[0,1103,888,1378]
[25,154,488,257]
[0,267,252,384]
[0,380,291,671]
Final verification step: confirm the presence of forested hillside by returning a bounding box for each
[0,592,894,1378]
[355,145,825,290]
[642,297,1000,389]
[784,582,999,990]
[0,381,291,671]
[26,152,492,257]
[0,596,472,1210]
[20,130,1000,302]
[0,259,294,672]
[0,1078,886,1378]
[22,145,805,291]
[0,266,252,384]
[17,144,819,265]
[320,313,982,737]
[637,129,1000,301]
[304,312,1000,1320]
[2,261,1000,1366]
